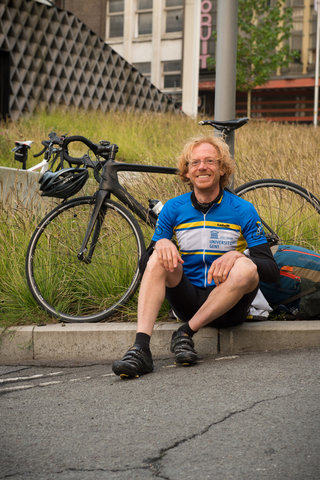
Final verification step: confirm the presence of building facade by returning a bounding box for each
[199,0,319,120]
[57,0,190,106]
[56,0,320,121]
[5,0,319,121]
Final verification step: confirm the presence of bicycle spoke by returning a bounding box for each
[236,180,320,251]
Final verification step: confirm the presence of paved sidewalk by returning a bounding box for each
[1,320,320,364]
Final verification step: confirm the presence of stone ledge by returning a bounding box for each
[218,320,320,354]
[0,321,319,364]
[0,326,34,363]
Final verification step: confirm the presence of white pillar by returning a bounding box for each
[182,0,201,118]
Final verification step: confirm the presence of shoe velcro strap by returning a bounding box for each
[122,348,144,363]
[172,337,195,350]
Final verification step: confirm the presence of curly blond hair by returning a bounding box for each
[177,135,234,189]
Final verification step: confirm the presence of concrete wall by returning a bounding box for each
[0,167,46,211]
[1,0,179,120]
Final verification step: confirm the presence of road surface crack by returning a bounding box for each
[144,392,295,479]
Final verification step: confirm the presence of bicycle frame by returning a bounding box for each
[77,159,177,262]
[77,157,283,262]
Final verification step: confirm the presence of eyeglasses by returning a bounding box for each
[188,159,220,168]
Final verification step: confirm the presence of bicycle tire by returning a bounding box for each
[235,179,320,251]
[26,196,146,323]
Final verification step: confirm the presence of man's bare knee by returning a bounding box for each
[145,251,162,271]
[144,251,182,287]
[229,257,258,292]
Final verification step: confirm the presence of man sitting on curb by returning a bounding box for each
[112,135,279,378]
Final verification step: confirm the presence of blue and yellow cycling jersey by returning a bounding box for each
[152,190,267,287]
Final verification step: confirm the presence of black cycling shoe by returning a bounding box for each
[170,330,198,366]
[112,345,154,379]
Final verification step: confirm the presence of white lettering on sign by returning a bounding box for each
[200,0,213,69]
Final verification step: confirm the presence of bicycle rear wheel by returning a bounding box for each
[26,196,145,322]
[235,179,320,251]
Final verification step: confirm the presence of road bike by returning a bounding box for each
[24,118,320,323]
[25,132,175,323]
[13,131,67,173]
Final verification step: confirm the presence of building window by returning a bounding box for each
[133,62,151,81]
[162,60,181,89]
[292,7,303,31]
[107,0,124,38]
[165,0,183,33]
[137,0,153,36]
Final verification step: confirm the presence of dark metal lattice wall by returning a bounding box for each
[0,0,179,120]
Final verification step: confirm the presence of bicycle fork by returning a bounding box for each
[77,189,109,263]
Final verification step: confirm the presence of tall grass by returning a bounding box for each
[0,108,199,168]
[234,121,320,196]
[1,109,320,327]
[0,207,52,325]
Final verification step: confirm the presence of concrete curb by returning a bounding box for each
[1,321,320,364]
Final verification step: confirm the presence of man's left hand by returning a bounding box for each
[207,251,245,286]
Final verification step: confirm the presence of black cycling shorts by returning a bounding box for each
[165,273,258,328]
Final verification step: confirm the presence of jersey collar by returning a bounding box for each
[191,188,224,213]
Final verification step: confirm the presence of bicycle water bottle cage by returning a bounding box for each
[39,168,89,199]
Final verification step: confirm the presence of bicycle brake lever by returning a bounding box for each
[48,131,67,145]
[82,154,96,169]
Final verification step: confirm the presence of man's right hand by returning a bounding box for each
[154,239,184,272]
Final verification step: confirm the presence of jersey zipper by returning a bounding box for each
[203,211,207,287]
[199,201,219,288]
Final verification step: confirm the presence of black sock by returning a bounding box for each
[177,322,197,337]
[134,332,151,353]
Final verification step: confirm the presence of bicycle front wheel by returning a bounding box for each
[26,197,146,322]
[235,179,320,251]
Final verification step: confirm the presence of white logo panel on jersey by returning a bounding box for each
[176,226,240,253]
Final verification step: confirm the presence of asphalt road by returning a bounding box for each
[1,348,319,480]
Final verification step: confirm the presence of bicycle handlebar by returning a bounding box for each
[62,135,118,166]
[15,132,118,171]
[33,146,47,158]
[33,132,67,158]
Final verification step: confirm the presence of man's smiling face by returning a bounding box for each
[186,142,225,200]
